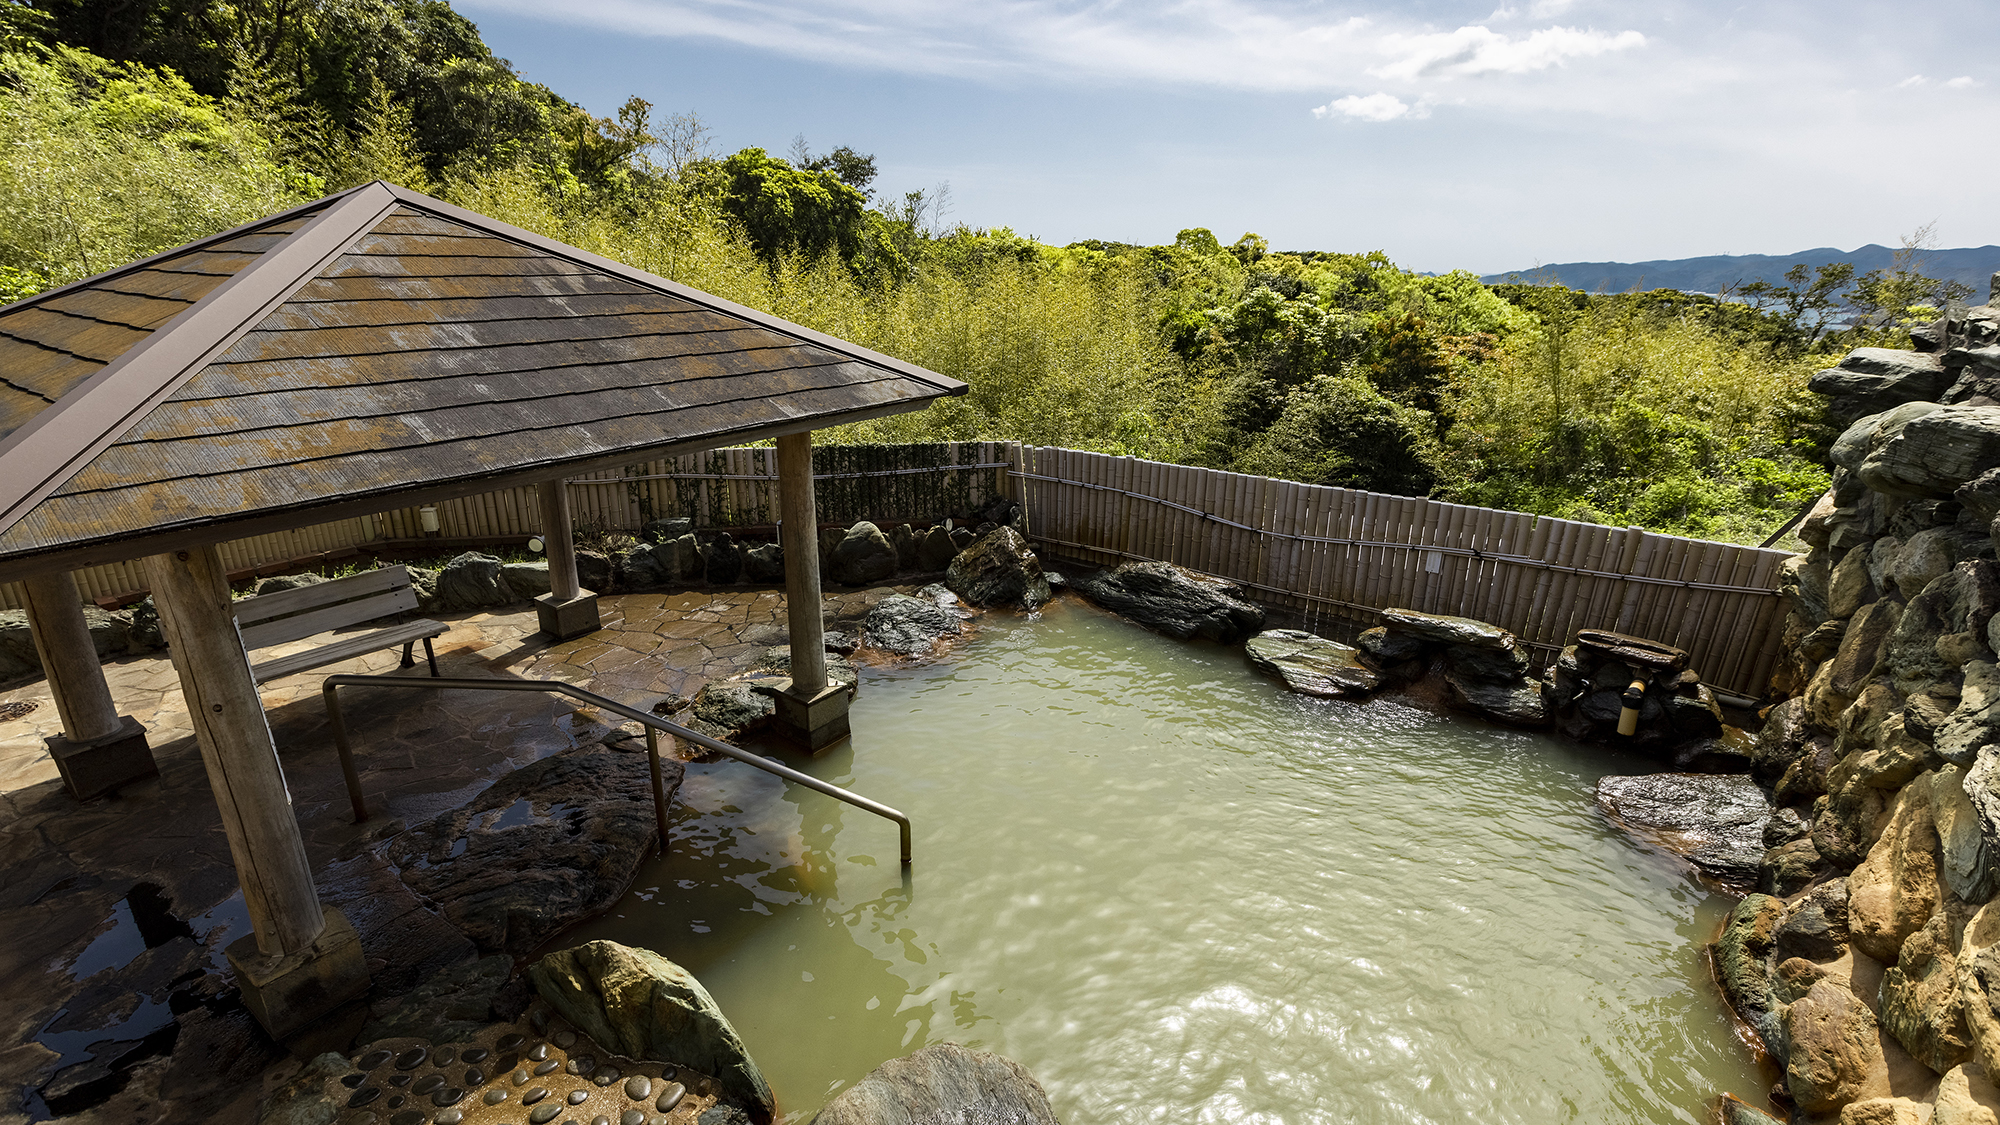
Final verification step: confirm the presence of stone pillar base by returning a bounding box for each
[227,906,371,1047]
[535,590,602,641]
[48,715,155,801]
[758,678,852,753]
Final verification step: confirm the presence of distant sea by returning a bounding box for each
[1478,245,2000,297]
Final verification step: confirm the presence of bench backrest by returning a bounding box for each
[235,566,420,651]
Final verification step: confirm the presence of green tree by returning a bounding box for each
[692,147,870,265]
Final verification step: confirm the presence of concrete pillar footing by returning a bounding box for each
[757,678,852,753]
[226,905,370,1047]
[47,714,155,801]
[534,590,602,641]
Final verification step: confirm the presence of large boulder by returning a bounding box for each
[500,560,552,598]
[703,533,744,585]
[891,523,920,572]
[831,523,900,587]
[1070,562,1265,643]
[1860,403,2000,499]
[385,748,679,956]
[1378,608,1514,650]
[1934,1064,2000,1125]
[1442,667,1549,727]
[810,1043,1060,1125]
[529,941,774,1124]
[1245,630,1381,698]
[432,551,510,609]
[743,542,785,584]
[1804,598,1901,727]
[690,682,776,736]
[1938,662,2000,768]
[1937,765,2000,904]
[1782,974,1891,1115]
[1714,893,1787,1052]
[945,527,1051,610]
[916,526,957,572]
[1811,348,1952,422]
[1595,773,1771,884]
[863,594,962,657]
[1849,776,1943,964]
[1880,906,1975,1076]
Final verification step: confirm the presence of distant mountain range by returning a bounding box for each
[1479,245,2000,298]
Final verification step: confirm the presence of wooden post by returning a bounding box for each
[24,571,124,742]
[146,545,323,956]
[24,569,155,799]
[539,478,582,600]
[779,432,828,694]
[533,476,601,640]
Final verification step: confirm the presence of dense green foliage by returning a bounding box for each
[5,0,1963,545]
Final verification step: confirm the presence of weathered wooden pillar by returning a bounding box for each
[763,431,849,750]
[23,570,155,799]
[145,545,367,1041]
[534,477,601,640]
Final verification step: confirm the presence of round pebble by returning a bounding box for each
[554,1030,578,1048]
[523,1086,550,1106]
[386,1094,405,1109]
[433,1087,465,1107]
[462,1048,490,1064]
[568,1090,590,1105]
[394,1048,429,1070]
[530,1105,562,1125]
[649,1117,670,1125]
[528,1042,551,1061]
[358,1050,394,1071]
[621,1110,645,1125]
[497,1033,526,1051]
[654,1083,684,1113]
[436,1111,464,1125]
[483,1089,508,1106]
[387,1074,412,1088]
[513,1069,532,1086]
[594,1067,621,1086]
[391,1112,425,1125]
[464,1068,485,1086]
[567,1056,596,1077]
[593,1117,612,1125]
[433,1047,456,1066]
[623,1076,651,1101]
[413,1074,445,1095]
[340,1073,366,1089]
[346,1087,382,1108]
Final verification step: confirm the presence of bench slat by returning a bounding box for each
[234,565,413,627]
[250,619,448,684]
[238,585,419,651]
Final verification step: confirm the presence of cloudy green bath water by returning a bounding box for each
[559,598,1768,1124]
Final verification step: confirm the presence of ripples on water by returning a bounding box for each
[556,599,1768,1124]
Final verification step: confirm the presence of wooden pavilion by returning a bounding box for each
[0,180,963,1039]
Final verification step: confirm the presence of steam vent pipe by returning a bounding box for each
[1618,678,1648,737]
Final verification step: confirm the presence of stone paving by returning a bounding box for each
[0,582,913,1125]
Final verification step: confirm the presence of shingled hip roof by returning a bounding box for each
[0,180,966,579]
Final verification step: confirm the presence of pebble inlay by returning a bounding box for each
[325,1004,728,1125]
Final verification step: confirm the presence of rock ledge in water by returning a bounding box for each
[1070,561,1264,643]
[1596,772,1771,884]
[810,1043,1060,1125]
[1245,630,1380,698]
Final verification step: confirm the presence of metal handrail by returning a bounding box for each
[320,674,912,865]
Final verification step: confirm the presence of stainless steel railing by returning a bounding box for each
[319,674,912,864]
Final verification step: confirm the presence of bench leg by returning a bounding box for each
[399,641,416,669]
[424,637,439,678]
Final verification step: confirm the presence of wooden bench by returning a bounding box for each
[235,565,447,684]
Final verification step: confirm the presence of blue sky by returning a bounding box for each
[457,0,1999,274]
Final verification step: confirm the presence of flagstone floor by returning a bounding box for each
[0,583,910,1125]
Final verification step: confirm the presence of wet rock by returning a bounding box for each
[1442,641,1530,682]
[1070,562,1265,643]
[1244,630,1380,698]
[386,749,681,957]
[161,1003,283,1105]
[747,648,859,696]
[702,534,743,585]
[1761,838,1827,896]
[1378,608,1514,651]
[1715,893,1787,1052]
[944,528,1051,610]
[1442,668,1549,728]
[950,527,975,551]
[1935,1063,2000,1125]
[1777,880,1851,964]
[433,552,510,610]
[830,523,899,587]
[742,543,784,584]
[689,683,775,735]
[1783,974,1890,1115]
[1357,626,1429,668]
[1849,777,1943,964]
[501,562,553,599]
[258,1051,363,1125]
[1766,807,1811,847]
[862,595,962,657]
[1597,773,1771,883]
[1754,699,1815,786]
[810,1043,1059,1125]
[1712,1093,1784,1124]
[1880,907,1975,1076]
[361,955,519,1045]
[917,527,957,572]
[529,941,773,1124]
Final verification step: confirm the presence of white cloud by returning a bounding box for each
[1898,74,1927,87]
[1369,24,1645,81]
[1949,75,1981,89]
[1314,92,1430,122]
